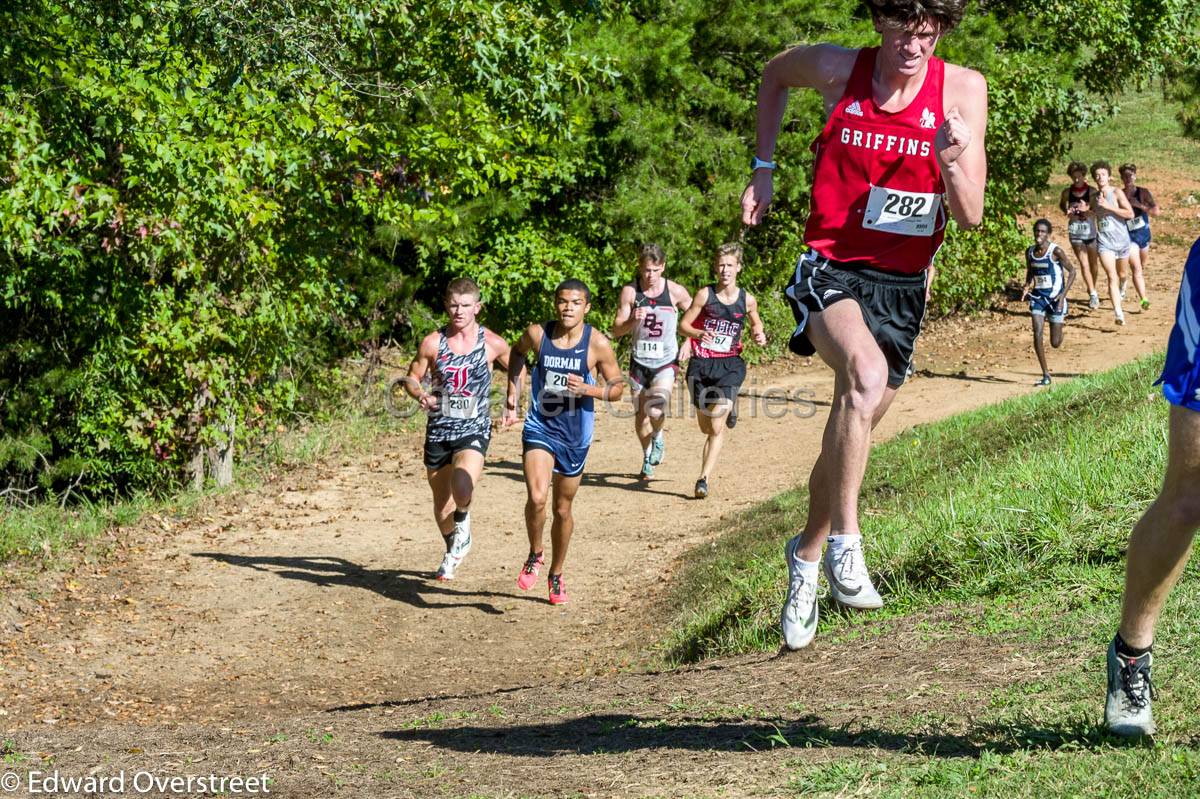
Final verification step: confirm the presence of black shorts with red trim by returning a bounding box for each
[686,356,746,411]
[785,250,927,388]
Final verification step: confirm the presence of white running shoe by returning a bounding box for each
[435,516,472,580]
[780,536,819,650]
[823,538,883,610]
[1088,292,1100,310]
[1115,311,1126,326]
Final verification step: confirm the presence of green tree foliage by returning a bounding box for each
[0,0,600,496]
[2,0,1196,498]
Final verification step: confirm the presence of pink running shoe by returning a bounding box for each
[516,551,544,590]
[548,573,569,605]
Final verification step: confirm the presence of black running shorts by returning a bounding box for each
[785,251,927,388]
[423,433,490,471]
[686,356,746,411]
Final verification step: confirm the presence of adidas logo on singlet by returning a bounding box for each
[846,100,864,117]
[920,107,936,129]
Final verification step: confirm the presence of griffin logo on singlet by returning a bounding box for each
[920,107,936,129]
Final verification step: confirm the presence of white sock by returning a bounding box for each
[791,556,819,579]
[827,533,862,560]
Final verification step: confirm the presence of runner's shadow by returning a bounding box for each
[914,369,1018,384]
[381,712,1112,758]
[191,553,534,614]
[486,460,691,498]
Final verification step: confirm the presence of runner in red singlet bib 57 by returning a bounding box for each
[740,0,988,650]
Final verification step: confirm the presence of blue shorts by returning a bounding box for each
[1156,238,1200,412]
[1129,224,1151,250]
[522,433,590,478]
[1029,294,1067,324]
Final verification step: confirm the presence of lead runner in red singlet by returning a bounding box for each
[740,0,987,650]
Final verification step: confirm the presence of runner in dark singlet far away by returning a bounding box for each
[404,278,510,580]
[1060,161,1102,310]
[1020,219,1075,386]
[504,280,624,605]
[1120,162,1157,310]
[741,0,988,650]
[678,243,768,499]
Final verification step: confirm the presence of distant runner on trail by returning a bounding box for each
[1105,237,1200,737]
[740,0,988,650]
[611,244,692,481]
[678,243,767,499]
[404,278,510,580]
[504,280,624,605]
[1060,161,1102,310]
[1091,160,1136,324]
[1020,219,1074,386]
[1120,162,1156,310]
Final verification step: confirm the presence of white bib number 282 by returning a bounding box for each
[863,185,942,237]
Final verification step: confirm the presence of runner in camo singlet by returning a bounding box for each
[405,278,509,580]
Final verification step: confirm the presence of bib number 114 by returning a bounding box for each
[863,185,941,237]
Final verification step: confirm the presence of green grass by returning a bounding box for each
[663,356,1174,664]
[1027,87,1200,233]
[1067,88,1200,173]
[663,355,1200,794]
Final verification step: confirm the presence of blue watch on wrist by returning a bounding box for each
[750,156,777,171]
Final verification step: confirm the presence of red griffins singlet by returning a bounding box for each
[804,47,947,275]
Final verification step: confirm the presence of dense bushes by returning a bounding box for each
[1,0,1196,498]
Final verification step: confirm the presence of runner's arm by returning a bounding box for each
[404,334,440,410]
[673,282,694,360]
[1109,188,1135,220]
[678,287,710,339]
[1143,188,1160,217]
[485,329,511,372]
[741,45,856,226]
[1020,256,1034,300]
[938,67,988,229]
[1059,187,1071,215]
[587,332,627,402]
[1054,246,1075,304]
[746,293,768,346]
[504,325,540,425]
[611,284,640,337]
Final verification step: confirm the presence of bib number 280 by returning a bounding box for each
[863,185,942,237]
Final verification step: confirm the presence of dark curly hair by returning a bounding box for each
[863,0,968,33]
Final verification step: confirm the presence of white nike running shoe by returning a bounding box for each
[780,536,819,650]
[435,516,473,580]
[823,538,883,610]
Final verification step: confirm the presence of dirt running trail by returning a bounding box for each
[3,183,1198,796]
